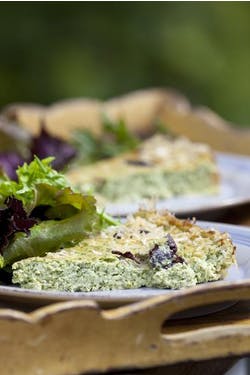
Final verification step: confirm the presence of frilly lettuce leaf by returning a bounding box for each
[0,156,69,213]
[2,194,98,266]
[32,185,84,219]
[2,193,116,267]
[0,156,117,267]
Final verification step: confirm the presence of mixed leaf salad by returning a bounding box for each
[0,156,115,271]
[71,117,139,164]
[0,117,139,180]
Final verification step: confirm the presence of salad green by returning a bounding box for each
[0,117,140,178]
[0,157,115,268]
[72,117,139,165]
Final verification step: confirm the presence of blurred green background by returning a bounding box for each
[0,2,249,126]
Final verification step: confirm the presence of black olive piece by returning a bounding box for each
[112,250,140,264]
[149,235,184,269]
[149,244,174,268]
[166,233,177,254]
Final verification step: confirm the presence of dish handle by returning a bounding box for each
[1,281,250,374]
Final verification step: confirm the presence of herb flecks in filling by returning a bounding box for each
[113,232,122,239]
[139,229,150,234]
[126,160,151,167]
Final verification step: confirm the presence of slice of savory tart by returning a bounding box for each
[12,210,235,292]
[66,135,219,205]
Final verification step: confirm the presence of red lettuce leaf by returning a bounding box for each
[0,152,24,180]
[30,125,77,170]
[0,197,37,254]
[0,125,77,179]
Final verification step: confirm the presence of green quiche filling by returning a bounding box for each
[95,165,217,202]
[12,210,235,292]
[67,135,219,204]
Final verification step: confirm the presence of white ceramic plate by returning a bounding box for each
[0,221,249,312]
[105,152,250,217]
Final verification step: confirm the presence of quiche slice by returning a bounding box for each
[12,210,235,292]
[66,135,219,205]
